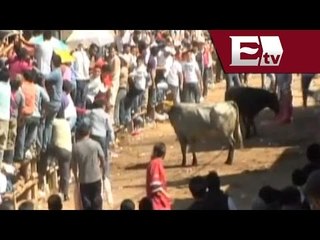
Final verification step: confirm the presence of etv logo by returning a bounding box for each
[230,36,283,66]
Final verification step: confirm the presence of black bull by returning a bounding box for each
[166,101,244,166]
[225,87,280,139]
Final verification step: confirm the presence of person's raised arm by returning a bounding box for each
[19,35,36,48]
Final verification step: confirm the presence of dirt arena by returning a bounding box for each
[43,74,320,210]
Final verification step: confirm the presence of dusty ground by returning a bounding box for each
[40,74,320,210]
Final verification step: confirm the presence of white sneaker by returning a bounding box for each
[25,150,32,160]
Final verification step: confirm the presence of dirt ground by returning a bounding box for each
[41,74,320,210]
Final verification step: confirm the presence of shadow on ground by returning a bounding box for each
[168,146,307,210]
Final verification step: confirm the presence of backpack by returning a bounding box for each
[21,81,37,116]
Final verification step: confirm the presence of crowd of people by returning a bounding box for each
[0,30,319,210]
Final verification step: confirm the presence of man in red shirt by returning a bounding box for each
[146,142,171,210]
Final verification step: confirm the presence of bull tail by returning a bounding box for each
[230,101,244,149]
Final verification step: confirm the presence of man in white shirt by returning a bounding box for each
[86,66,103,106]
[72,44,90,108]
[166,49,183,104]
[0,68,11,164]
[35,31,54,75]
[182,50,202,103]
[125,56,149,116]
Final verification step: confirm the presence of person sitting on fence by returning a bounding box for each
[0,67,11,165]
[49,93,72,201]
[14,70,38,163]
[3,77,24,164]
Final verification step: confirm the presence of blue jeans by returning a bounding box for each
[14,117,40,161]
[226,74,241,89]
[183,83,201,103]
[42,108,58,152]
[76,80,89,108]
[114,88,127,126]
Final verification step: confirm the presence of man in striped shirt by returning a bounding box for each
[146,142,171,210]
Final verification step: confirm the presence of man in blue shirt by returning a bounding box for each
[42,54,63,153]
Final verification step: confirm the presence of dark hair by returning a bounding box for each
[0,67,10,82]
[137,55,144,64]
[23,70,35,82]
[258,186,282,204]
[206,171,220,192]
[0,200,15,210]
[150,46,159,56]
[18,200,35,210]
[52,54,62,68]
[138,197,153,210]
[76,118,92,138]
[292,169,307,186]
[17,48,29,60]
[101,64,112,73]
[92,99,106,109]
[306,143,320,163]
[13,41,22,56]
[62,80,73,94]
[47,194,63,210]
[108,43,117,52]
[138,40,147,54]
[35,72,45,86]
[189,176,207,199]
[123,44,130,50]
[10,78,22,91]
[43,30,52,40]
[120,199,135,210]
[152,142,166,158]
[280,186,301,206]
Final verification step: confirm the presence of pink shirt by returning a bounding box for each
[8,56,32,81]
[61,65,72,81]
